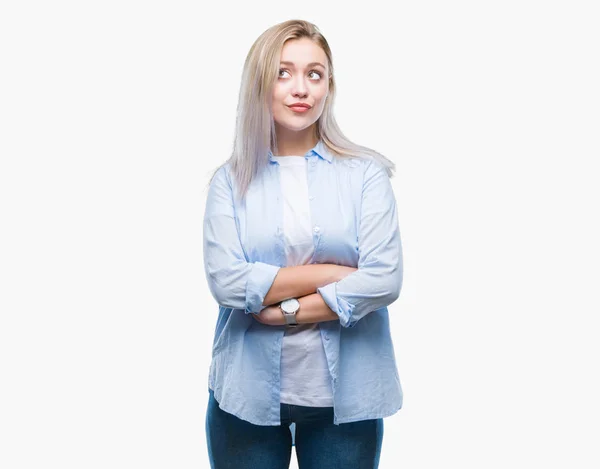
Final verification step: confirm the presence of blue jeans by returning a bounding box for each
[206,388,383,469]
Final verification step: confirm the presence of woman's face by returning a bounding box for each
[272,38,330,134]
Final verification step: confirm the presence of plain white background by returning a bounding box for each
[1,1,599,468]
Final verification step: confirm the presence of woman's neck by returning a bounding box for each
[274,125,318,156]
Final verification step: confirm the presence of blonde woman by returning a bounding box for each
[203,19,404,469]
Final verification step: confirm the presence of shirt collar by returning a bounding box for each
[268,139,333,164]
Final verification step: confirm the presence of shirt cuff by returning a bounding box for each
[245,262,281,314]
[317,282,358,328]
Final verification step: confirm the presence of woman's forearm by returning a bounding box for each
[262,264,355,306]
[296,292,339,324]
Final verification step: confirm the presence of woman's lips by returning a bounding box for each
[288,105,311,113]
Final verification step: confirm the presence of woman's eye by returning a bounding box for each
[278,69,322,80]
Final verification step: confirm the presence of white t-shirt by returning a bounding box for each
[271,155,334,407]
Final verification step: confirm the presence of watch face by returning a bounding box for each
[281,298,300,314]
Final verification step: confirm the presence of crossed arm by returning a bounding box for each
[204,162,402,329]
[253,264,358,326]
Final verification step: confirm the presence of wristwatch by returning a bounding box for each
[280,298,300,327]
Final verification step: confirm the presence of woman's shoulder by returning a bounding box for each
[208,162,232,186]
[333,154,389,178]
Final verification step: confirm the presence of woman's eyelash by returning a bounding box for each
[278,69,322,79]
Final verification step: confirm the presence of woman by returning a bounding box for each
[203,19,404,469]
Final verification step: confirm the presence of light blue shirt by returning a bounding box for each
[203,140,404,426]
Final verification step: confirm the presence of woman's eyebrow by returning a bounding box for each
[280,61,326,69]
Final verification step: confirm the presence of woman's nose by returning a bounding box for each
[292,79,308,98]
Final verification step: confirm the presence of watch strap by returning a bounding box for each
[283,312,298,327]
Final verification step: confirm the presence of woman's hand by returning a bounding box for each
[252,305,286,326]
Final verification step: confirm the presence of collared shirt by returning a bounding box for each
[203,139,404,426]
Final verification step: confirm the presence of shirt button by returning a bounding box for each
[309,196,315,201]
[313,226,320,233]
[324,334,330,341]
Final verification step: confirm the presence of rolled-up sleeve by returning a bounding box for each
[203,165,280,313]
[317,161,403,328]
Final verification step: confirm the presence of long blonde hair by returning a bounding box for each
[209,19,396,200]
